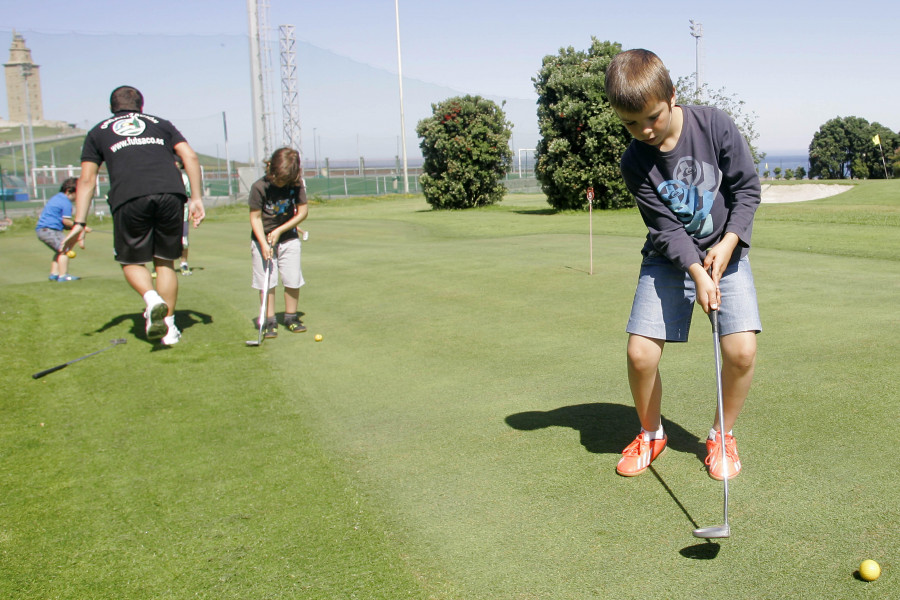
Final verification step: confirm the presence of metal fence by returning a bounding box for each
[1,160,541,219]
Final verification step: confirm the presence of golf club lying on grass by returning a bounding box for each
[246,254,273,347]
[693,307,730,539]
[32,338,127,379]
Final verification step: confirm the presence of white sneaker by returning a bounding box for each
[161,326,181,346]
[144,300,169,340]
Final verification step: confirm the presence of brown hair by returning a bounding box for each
[265,147,302,188]
[604,49,674,113]
[60,177,78,194]
[110,86,144,112]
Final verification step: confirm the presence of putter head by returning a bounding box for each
[692,525,730,539]
[245,340,261,347]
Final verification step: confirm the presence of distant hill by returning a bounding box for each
[0,125,243,173]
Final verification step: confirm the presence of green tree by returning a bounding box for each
[773,167,782,180]
[784,168,794,180]
[416,95,513,209]
[676,77,764,166]
[795,166,807,180]
[808,116,897,179]
[533,38,632,210]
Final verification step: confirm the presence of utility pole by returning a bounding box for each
[689,20,703,98]
[223,111,233,197]
[247,0,266,166]
[395,0,409,193]
[279,25,301,152]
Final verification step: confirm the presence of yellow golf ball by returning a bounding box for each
[66,250,76,258]
[314,334,323,342]
[859,559,881,581]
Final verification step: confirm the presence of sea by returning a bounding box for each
[757,153,810,176]
[309,153,813,176]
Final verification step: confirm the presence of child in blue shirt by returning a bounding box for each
[35,178,90,281]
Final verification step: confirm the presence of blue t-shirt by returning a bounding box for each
[35,192,73,231]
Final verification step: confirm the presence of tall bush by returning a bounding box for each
[533,38,632,211]
[416,95,513,209]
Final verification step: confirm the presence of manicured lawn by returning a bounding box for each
[1,182,896,598]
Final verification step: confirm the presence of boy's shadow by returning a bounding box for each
[507,403,720,559]
[505,402,706,461]
[91,309,214,347]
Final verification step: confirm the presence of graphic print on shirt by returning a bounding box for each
[656,157,720,238]
[267,189,296,217]
[112,115,146,137]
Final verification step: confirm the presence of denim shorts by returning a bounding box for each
[626,255,762,342]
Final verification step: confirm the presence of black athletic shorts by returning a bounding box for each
[113,193,187,264]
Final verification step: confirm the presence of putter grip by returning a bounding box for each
[32,363,67,379]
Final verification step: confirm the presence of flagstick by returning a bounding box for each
[586,187,595,275]
[874,134,890,179]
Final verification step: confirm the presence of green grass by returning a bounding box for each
[1,182,898,598]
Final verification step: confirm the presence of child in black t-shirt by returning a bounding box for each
[249,147,309,337]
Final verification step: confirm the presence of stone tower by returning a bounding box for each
[4,31,44,125]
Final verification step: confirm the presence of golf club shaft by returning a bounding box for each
[255,259,271,343]
[248,250,273,346]
[32,339,125,379]
[712,309,730,526]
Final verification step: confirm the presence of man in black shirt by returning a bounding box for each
[63,86,205,345]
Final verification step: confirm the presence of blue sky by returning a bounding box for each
[2,0,897,162]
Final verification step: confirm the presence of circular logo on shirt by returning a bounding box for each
[673,158,703,187]
[112,115,146,137]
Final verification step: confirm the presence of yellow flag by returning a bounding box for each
[873,134,881,145]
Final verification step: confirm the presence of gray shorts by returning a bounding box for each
[626,255,762,342]
[251,237,305,290]
[36,228,66,254]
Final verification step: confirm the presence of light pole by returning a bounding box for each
[689,20,703,97]
[313,127,318,175]
[395,0,409,193]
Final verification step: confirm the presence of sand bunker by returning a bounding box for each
[760,183,853,204]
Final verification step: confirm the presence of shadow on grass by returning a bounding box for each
[680,542,721,559]
[504,402,706,461]
[248,311,306,330]
[90,309,214,347]
[512,208,558,215]
[506,403,720,559]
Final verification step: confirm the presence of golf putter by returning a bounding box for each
[246,254,273,347]
[33,338,127,379]
[693,307,730,539]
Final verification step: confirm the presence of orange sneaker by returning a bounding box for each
[616,432,667,477]
[705,431,742,480]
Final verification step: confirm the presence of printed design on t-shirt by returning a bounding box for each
[656,157,720,238]
[112,115,146,137]
[266,189,297,216]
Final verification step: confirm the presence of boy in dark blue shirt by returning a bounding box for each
[605,49,761,481]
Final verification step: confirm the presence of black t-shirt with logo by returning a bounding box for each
[248,177,308,242]
[81,111,188,212]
